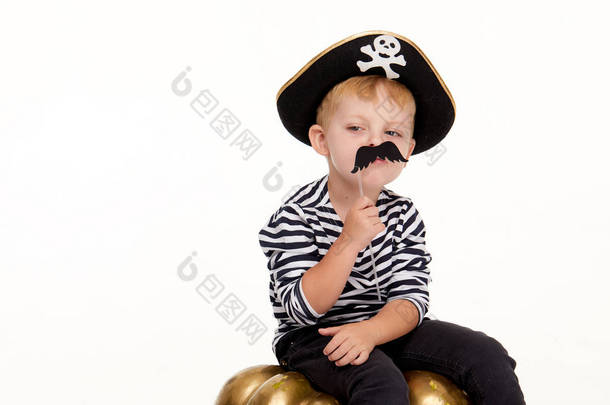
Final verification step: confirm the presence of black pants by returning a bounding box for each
[275,318,526,405]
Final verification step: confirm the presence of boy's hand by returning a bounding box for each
[318,320,379,367]
[341,195,385,252]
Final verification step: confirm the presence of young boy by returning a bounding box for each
[258,30,525,405]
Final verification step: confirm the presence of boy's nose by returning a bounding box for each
[368,132,384,147]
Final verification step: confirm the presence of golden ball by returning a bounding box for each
[215,364,471,404]
[215,364,285,405]
[247,371,339,405]
[403,370,472,405]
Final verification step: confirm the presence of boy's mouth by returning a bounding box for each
[374,157,387,164]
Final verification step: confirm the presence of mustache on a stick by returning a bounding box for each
[350,140,408,174]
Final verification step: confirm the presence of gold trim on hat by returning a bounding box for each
[275,29,456,116]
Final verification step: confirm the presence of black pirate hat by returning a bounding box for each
[276,30,456,155]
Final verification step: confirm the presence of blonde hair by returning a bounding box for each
[315,75,415,136]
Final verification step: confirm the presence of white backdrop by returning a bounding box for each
[1,0,609,403]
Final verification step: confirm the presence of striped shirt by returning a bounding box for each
[258,173,432,356]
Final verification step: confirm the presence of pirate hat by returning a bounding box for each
[276,30,456,155]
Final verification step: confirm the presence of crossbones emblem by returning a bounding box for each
[356,35,406,79]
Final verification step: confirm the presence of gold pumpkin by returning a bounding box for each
[215,364,471,404]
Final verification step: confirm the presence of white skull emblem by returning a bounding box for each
[373,35,401,57]
[356,34,407,79]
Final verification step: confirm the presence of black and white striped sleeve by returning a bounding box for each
[387,200,433,327]
[258,203,324,325]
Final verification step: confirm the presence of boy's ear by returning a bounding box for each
[308,124,329,157]
[402,137,416,167]
[407,137,416,157]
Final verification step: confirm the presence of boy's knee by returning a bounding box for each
[469,334,516,372]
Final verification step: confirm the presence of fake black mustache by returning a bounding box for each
[350,140,408,174]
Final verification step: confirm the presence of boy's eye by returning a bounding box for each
[347,126,402,137]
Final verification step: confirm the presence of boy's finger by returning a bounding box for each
[356,195,373,208]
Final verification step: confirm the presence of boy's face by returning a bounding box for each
[309,84,416,190]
